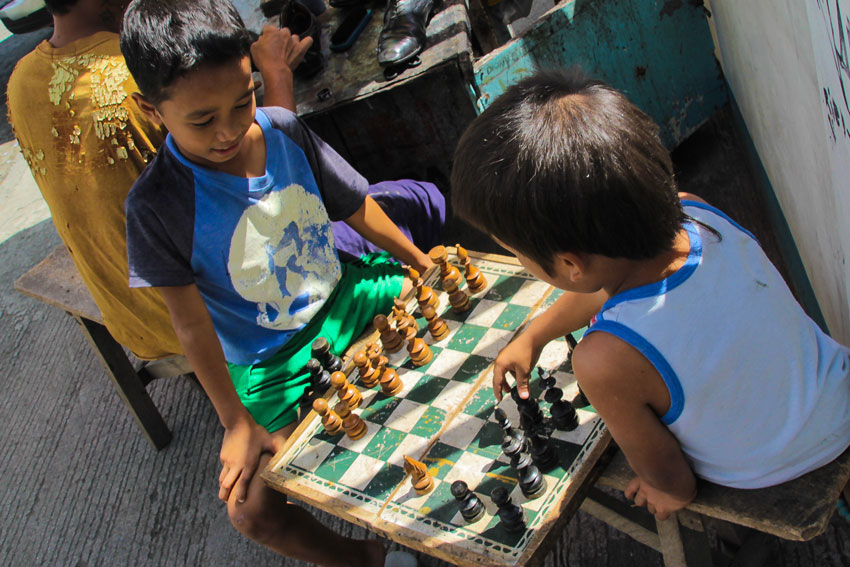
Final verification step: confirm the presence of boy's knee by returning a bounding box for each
[226,474,288,543]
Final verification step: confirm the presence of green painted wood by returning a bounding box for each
[472,0,728,148]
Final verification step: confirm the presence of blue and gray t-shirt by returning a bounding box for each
[126,107,368,365]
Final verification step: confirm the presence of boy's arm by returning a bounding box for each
[343,195,432,272]
[573,331,697,520]
[157,284,282,503]
[250,25,312,112]
[493,289,608,400]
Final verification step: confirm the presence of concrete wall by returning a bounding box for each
[706,0,850,343]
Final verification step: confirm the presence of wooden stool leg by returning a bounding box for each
[74,315,172,450]
[657,513,688,567]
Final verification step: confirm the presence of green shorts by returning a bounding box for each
[228,253,404,433]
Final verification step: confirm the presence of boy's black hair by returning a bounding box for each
[120,0,254,104]
[451,68,686,275]
[44,0,78,15]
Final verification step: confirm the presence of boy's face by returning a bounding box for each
[144,56,257,171]
[493,237,594,293]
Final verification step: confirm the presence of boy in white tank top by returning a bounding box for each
[450,68,850,520]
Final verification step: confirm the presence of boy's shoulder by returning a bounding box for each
[126,141,193,212]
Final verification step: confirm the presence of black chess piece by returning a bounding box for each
[511,387,544,431]
[311,337,342,373]
[494,407,524,443]
[545,386,579,431]
[529,433,559,473]
[501,432,526,461]
[450,480,485,523]
[305,357,331,393]
[537,366,556,389]
[511,452,546,500]
[491,486,525,532]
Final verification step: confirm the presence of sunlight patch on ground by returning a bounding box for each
[0,138,50,244]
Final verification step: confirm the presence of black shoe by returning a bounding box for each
[280,0,325,79]
[376,0,440,67]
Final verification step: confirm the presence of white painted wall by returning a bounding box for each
[706,0,850,344]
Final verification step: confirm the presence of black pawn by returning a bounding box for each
[513,453,546,500]
[311,337,342,373]
[537,366,556,388]
[529,433,559,473]
[495,407,525,445]
[491,486,525,532]
[545,386,579,431]
[501,433,525,461]
[450,480,485,523]
[306,357,331,393]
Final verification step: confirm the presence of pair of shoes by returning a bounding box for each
[384,550,418,567]
[376,0,441,67]
[280,0,325,78]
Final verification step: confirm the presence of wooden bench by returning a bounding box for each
[586,446,850,566]
[14,245,191,450]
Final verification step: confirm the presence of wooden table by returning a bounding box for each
[13,245,191,450]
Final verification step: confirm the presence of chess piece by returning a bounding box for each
[311,337,342,373]
[491,486,525,532]
[450,480,485,523]
[313,398,343,436]
[529,433,559,473]
[456,244,487,294]
[406,265,439,311]
[393,298,419,331]
[335,401,368,440]
[305,357,331,393]
[496,407,527,452]
[330,371,363,410]
[512,451,546,499]
[429,245,462,289]
[353,350,381,389]
[545,386,579,431]
[403,456,434,495]
[511,387,544,431]
[421,304,450,341]
[443,277,471,313]
[501,432,526,462]
[379,365,403,396]
[407,335,433,366]
[374,314,403,354]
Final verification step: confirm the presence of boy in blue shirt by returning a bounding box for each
[120,0,441,564]
[451,69,850,520]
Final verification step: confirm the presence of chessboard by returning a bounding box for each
[262,248,611,567]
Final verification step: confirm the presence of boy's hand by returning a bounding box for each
[250,25,313,75]
[493,332,543,402]
[625,476,696,521]
[218,416,282,503]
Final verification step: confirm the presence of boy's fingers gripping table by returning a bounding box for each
[262,248,610,567]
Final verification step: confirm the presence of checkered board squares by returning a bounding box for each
[264,252,609,567]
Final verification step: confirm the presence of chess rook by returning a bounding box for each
[311,337,342,373]
[443,277,471,313]
[403,456,434,495]
[335,401,367,440]
[374,314,403,353]
[450,480,485,523]
[313,398,343,436]
[429,245,462,288]
[421,304,450,341]
[330,371,363,410]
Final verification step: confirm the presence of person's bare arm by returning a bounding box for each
[157,284,281,503]
[573,331,697,519]
[251,25,312,112]
[492,289,608,400]
[343,195,431,272]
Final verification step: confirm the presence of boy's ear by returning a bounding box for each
[554,252,586,282]
[130,93,163,125]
